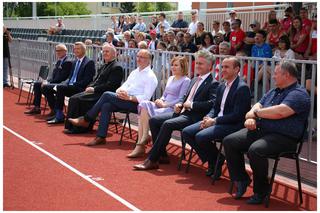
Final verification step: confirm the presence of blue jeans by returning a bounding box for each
[85,91,138,138]
[3,57,9,85]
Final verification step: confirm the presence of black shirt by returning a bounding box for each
[171,19,189,29]
[181,42,198,53]
[242,31,256,56]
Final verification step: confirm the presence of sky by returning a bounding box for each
[178,1,192,11]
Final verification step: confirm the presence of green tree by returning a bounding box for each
[120,2,136,13]
[3,2,91,17]
[135,2,174,13]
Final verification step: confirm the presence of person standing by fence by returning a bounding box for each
[3,26,13,88]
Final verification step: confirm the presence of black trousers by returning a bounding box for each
[52,84,83,111]
[64,91,101,131]
[223,128,297,194]
[148,112,199,162]
[38,83,56,110]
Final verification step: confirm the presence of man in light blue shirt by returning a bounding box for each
[69,49,158,146]
[155,13,171,34]
[132,16,147,33]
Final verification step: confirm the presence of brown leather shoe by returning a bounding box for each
[24,107,41,115]
[133,159,159,170]
[68,117,89,128]
[85,137,106,146]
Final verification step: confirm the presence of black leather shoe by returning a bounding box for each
[206,163,214,177]
[210,155,225,180]
[24,107,41,115]
[47,117,65,124]
[234,179,252,199]
[246,193,267,205]
[46,114,56,121]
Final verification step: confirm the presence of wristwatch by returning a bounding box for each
[253,109,259,118]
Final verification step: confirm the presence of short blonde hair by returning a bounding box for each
[74,41,86,51]
[171,56,189,76]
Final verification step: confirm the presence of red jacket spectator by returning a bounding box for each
[290,16,309,55]
[300,7,312,33]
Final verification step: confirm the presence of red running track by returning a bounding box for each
[3,88,317,211]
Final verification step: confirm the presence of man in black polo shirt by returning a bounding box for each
[170,11,189,34]
[223,61,310,204]
[3,26,13,88]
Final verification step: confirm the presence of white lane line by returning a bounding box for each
[3,125,140,211]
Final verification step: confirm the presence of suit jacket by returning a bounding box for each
[179,73,219,121]
[207,76,251,126]
[89,60,124,94]
[67,56,96,90]
[47,56,72,84]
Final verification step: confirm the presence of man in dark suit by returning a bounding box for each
[182,57,251,179]
[134,49,219,170]
[25,44,72,115]
[47,42,95,124]
[63,43,124,134]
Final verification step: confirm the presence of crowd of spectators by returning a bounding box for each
[95,7,316,62]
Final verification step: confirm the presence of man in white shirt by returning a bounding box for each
[182,57,251,180]
[69,49,158,146]
[187,11,199,36]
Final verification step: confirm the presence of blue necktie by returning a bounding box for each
[69,60,81,85]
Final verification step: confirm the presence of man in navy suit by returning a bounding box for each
[134,50,219,170]
[47,42,95,124]
[182,57,251,179]
[24,43,72,115]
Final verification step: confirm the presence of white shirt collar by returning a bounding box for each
[138,65,151,72]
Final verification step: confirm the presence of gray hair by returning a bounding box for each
[194,49,215,65]
[223,56,241,69]
[102,43,117,58]
[56,43,67,51]
[219,41,231,49]
[74,41,86,51]
[280,60,298,78]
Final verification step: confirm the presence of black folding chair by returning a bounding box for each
[17,65,49,104]
[112,111,138,146]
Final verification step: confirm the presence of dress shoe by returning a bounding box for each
[210,155,225,180]
[46,114,56,121]
[47,117,65,124]
[127,144,145,158]
[159,156,170,164]
[63,129,75,134]
[68,117,89,128]
[133,159,159,170]
[24,107,41,115]
[206,163,214,176]
[85,137,106,146]
[246,193,267,205]
[234,179,252,199]
[3,83,10,88]
[47,110,55,117]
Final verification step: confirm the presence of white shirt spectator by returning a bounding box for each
[211,30,223,37]
[188,20,199,36]
[118,65,158,103]
[273,49,295,60]
[218,77,236,117]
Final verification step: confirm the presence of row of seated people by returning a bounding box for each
[24,43,310,205]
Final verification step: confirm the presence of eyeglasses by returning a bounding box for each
[136,55,148,59]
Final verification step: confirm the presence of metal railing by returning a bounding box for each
[8,39,317,183]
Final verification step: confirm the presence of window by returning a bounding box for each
[102,2,110,7]
[111,2,119,8]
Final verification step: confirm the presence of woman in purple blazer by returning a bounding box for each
[127,56,191,158]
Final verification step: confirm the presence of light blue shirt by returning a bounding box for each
[132,22,146,32]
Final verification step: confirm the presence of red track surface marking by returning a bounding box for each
[3,126,139,211]
[3,89,317,210]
